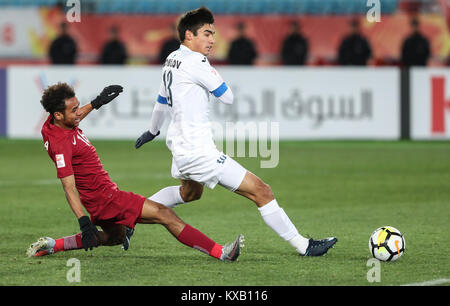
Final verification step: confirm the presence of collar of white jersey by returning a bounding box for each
[179,44,202,56]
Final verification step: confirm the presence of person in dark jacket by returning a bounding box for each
[99,26,128,65]
[281,21,309,66]
[227,22,257,65]
[338,19,372,66]
[159,23,180,64]
[401,17,430,66]
[49,22,78,65]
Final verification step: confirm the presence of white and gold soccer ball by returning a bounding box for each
[369,226,405,262]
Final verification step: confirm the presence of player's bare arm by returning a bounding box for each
[60,175,85,219]
[78,102,93,121]
[50,84,123,130]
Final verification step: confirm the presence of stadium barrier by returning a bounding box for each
[0,66,450,140]
[1,65,448,140]
[4,66,399,140]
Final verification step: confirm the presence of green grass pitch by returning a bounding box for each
[0,138,449,286]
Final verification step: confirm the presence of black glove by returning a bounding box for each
[91,85,123,110]
[78,216,100,251]
[135,130,160,149]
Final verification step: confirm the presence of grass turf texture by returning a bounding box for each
[0,138,449,286]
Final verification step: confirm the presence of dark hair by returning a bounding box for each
[40,82,75,115]
[177,6,214,42]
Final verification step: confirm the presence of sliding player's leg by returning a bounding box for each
[26,224,125,257]
[138,198,243,261]
[122,176,198,250]
[27,235,80,257]
[123,179,202,251]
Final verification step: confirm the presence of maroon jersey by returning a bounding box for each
[41,115,145,229]
[41,115,117,205]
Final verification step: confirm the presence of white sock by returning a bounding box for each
[258,199,309,254]
[148,186,185,209]
[287,234,310,255]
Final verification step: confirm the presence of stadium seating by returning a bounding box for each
[0,0,403,15]
[0,0,58,5]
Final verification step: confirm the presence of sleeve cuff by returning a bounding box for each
[157,95,168,104]
[211,82,228,97]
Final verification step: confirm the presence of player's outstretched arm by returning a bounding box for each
[78,103,93,122]
[135,130,160,149]
[90,85,123,110]
[135,101,166,149]
[78,85,124,122]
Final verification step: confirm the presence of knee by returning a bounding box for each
[114,232,126,245]
[262,182,274,200]
[104,231,126,246]
[180,186,203,202]
[152,203,175,223]
[255,180,274,204]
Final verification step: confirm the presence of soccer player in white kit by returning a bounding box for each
[135,7,337,256]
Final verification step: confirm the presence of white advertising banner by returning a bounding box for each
[410,68,450,139]
[7,66,400,140]
[214,67,400,140]
[7,66,161,139]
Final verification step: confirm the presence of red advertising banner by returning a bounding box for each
[0,7,449,66]
[411,68,450,139]
[431,76,450,133]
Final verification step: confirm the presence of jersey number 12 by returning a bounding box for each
[163,70,173,107]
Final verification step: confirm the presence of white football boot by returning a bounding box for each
[26,237,56,257]
[220,234,245,262]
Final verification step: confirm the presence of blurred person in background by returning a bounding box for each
[99,26,128,65]
[49,22,78,65]
[281,20,309,66]
[401,17,430,67]
[227,22,258,65]
[337,18,372,66]
[159,23,181,64]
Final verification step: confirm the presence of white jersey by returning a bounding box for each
[157,44,229,157]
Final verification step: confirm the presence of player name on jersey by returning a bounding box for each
[165,58,182,69]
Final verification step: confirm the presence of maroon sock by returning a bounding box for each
[177,224,223,259]
[54,233,83,253]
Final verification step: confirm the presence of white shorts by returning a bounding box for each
[171,150,247,191]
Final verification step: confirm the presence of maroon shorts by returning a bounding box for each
[85,188,146,229]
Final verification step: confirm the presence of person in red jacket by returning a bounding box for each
[27,82,243,262]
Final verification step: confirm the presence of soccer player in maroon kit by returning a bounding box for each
[26,82,244,261]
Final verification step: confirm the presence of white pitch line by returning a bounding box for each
[401,278,450,286]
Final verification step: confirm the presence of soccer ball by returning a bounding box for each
[369,226,405,262]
